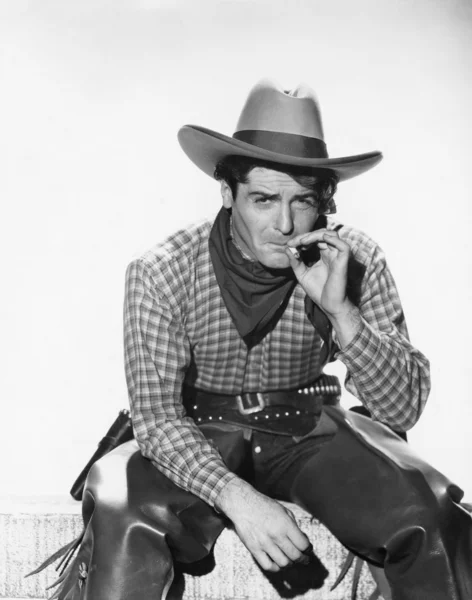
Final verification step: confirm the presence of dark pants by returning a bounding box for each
[57,406,472,600]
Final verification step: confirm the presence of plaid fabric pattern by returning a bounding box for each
[124,215,430,505]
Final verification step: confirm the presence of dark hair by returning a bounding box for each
[214,155,338,214]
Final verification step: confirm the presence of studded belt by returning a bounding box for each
[183,374,341,436]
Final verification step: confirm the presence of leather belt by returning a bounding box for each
[183,374,341,420]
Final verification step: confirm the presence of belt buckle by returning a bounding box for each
[236,392,266,415]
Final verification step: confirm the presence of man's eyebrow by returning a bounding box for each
[293,192,316,199]
[247,191,316,200]
[247,191,279,198]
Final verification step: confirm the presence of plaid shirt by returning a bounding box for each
[124,215,430,506]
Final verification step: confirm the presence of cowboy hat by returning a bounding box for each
[177,79,382,182]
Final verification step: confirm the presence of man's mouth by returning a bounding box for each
[267,243,289,253]
[268,241,291,247]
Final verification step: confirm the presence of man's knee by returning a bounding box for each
[84,440,226,564]
[85,440,140,510]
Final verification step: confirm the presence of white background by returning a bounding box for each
[1,0,471,500]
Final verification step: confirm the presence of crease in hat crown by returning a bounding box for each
[235,78,325,142]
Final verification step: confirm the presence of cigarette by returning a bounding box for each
[287,246,300,260]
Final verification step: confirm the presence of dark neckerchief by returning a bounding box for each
[208,207,338,361]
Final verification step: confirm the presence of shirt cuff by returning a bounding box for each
[193,464,240,508]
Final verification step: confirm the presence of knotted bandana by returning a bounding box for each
[208,207,338,361]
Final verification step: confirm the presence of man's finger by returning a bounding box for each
[287,525,311,553]
[285,246,309,275]
[277,537,305,563]
[287,229,328,247]
[255,551,279,572]
[265,541,291,569]
[287,230,348,260]
[319,232,349,253]
[284,506,297,521]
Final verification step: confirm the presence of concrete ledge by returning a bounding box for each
[1,496,377,599]
[0,496,82,599]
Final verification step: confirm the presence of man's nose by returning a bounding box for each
[275,204,294,235]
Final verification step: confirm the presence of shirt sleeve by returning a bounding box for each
[123,258,238,506]
[335,244,431,432]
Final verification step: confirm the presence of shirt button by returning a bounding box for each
[254,446,262,454]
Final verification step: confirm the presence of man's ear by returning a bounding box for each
[220,181,234,209]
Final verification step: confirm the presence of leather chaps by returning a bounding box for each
[52,406,472,600]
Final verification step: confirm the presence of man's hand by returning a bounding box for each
[215,478,311,572]
[286,228,362,348]
[286,228,350,318]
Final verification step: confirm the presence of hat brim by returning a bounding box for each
[178,125,382,182]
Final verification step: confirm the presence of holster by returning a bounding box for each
[69,410,134,501]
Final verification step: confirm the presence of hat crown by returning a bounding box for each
[235,79,325,141]
[177,77,382,183]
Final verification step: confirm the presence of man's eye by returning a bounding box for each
[295,198,316,208]
[254,197,272,204]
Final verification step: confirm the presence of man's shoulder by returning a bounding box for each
[327,217,383,265]
[127,217,214,300]
[135,218,213,272]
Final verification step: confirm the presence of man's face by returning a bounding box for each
[221,167,320,270]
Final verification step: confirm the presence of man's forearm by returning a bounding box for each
[334,316,431,432]
[328,301,362,349]
[214,476,257,518]
[133,417,238,506]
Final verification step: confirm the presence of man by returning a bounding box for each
[44,80,472,599]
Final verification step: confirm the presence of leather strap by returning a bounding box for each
[184,374,341,417]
